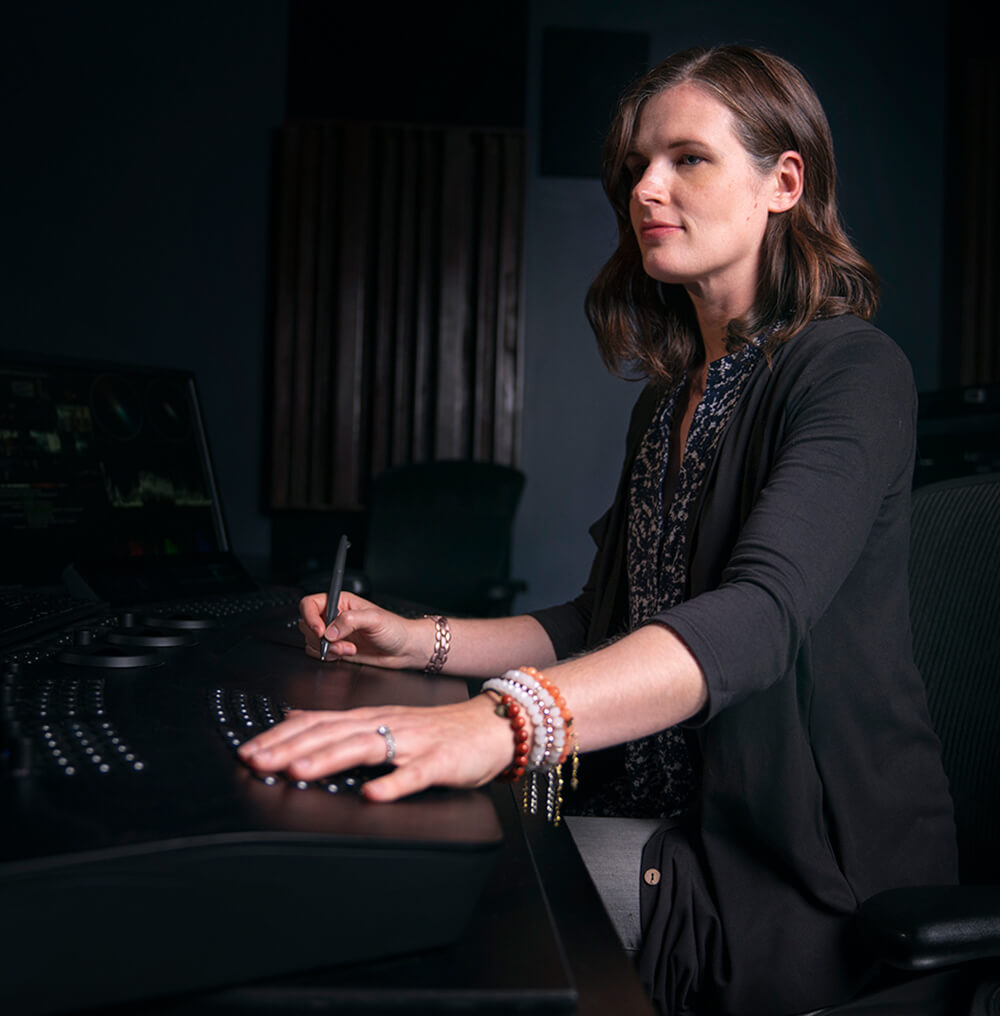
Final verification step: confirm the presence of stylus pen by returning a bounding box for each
[319,534,350,662]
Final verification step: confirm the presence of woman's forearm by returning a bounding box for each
[411,613,559,678]
[423,616,707,751]
[246,616,706,799]
[543,623,707,753]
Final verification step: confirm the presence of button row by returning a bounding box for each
[212,686,390,795]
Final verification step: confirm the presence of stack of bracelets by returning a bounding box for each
[482,667,580,826]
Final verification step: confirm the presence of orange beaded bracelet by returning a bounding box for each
[484,668,581,824]
[488,691,531,782]
[518,666,579,780]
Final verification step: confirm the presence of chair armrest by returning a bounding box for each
[856,885,1000,971]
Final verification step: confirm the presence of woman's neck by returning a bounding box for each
[687,280,755,362]
[694,310,731,364]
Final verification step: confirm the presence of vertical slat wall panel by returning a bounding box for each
[289,126,320,504]
[269,122,525,510]
[307,125,336,505]
[390,131,418,470]
[953,51,999,386]
[411,133,440,464]
[957,65,994,383]
[496,134,525,464]
[436,132,471,459]
[474,135,501,460]
[370,129,400,479]
[332,126,370,507]
[268,129,300,507]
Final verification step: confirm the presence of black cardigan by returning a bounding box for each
[531,315,958,1014]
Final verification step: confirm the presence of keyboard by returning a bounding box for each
[0,586,101,649]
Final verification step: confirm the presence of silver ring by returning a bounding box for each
[375,724,396,763]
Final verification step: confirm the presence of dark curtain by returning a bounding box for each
[947,29,999,386]
[268,122,525,510]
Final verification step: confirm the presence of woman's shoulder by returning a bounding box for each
[781,313,907,362]
[762,314,917,438]
[772,314,914,385]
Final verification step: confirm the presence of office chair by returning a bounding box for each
[345,459,527,618]
[848,473,1000,1015]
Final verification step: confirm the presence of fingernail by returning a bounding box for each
[324,624,338,640]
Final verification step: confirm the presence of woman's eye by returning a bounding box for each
[679,154,704,167]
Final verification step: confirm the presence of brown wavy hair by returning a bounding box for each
[585,45,880,383]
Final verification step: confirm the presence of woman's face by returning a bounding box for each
[626,83,778,311]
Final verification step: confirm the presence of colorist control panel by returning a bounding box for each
[0,593,502,1016]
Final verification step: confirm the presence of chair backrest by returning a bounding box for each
[363,459,526,617]
[909,473,1000,883]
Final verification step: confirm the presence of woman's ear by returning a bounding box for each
[768,150,804,213]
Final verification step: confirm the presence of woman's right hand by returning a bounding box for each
[298,591,430,670]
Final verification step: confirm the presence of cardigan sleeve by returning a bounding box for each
[657,322,919,723]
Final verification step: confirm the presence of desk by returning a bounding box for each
[2,604,654,1016]
[157,786,656,1015]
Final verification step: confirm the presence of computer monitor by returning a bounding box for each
[0,351,254,602]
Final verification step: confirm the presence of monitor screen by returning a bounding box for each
[0,352,234,595]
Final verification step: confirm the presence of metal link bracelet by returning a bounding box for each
[423,615,451,673]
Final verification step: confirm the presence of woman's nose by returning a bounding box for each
[633,170,668,206]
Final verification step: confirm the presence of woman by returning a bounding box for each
[240,45,957,1015]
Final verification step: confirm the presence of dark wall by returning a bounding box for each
[1,2,956,604]
[285,1,527,126]
[2,2,288,573]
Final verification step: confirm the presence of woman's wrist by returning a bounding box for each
[422,615,451,673]
[400,614,449,672]
[480,666,580,824]
[467,691,522,779]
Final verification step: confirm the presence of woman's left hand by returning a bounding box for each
[236,694,513,802]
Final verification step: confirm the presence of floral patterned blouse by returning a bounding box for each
[582,336,766,819]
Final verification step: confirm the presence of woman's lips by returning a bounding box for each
[640,220,682,238]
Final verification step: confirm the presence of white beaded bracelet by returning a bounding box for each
[484,668,575,824]
[485,675,563,769]
[483,677,548,766]
[502,670,566,767]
